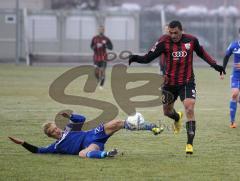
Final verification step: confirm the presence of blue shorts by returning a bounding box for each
[82,124,110,151]
[231,75,240,89]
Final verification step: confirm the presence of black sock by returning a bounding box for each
[100,78,105,86]
[95,69,100,82]
[186,120,196,145]
[167,109,179,122]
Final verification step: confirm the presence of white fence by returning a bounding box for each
[0,9,139,64]
[0,8,239,65]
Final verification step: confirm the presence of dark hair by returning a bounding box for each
[169,20,183,31]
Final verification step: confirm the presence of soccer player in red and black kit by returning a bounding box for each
[91,25,113,89]
[129,20,225,154]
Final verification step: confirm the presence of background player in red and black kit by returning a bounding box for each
[129,20,225,154]
[91,25,113,89]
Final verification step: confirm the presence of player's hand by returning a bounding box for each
[8,136,24,145]
[128,55,139,65]
[212,64,226,75]
[220,74,224,80]
[60,112,71,119]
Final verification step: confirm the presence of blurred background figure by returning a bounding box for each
[90,25,113,89]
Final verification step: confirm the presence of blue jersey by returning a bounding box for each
[225,40,240,78]
[37,114,110,155]
[38,129,87,155]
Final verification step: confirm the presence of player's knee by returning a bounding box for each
[163,111,169,117]
[104,120,123,135]
[231,92,239,100]
[111,120,124,130]
[185,105,194,116]
[163,108,172,116]
[186,107,194,114]
[79,151,87,158]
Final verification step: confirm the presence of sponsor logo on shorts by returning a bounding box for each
[192,89,196,97]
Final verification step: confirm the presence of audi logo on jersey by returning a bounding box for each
[172,51,187,58]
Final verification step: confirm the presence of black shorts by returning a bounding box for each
[162,83,196,104]
[94,61,107,69]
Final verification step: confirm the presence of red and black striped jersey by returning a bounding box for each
[159,54,166,73]
[90,35,113,62]
[158,36,166,73]
[136,34,217,85]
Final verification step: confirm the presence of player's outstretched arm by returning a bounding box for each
[220,54,232,78]
[223,54,230,71]
[128,53,159,65]
[8,136,38,153]
[129,41,164,65]
[8,136,24,145]
[193,37,226,75]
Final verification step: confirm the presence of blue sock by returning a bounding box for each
[124,120,132,130]
[230,101,237,123]
[86,150,107,159]
[139,121,157,130]
[124,120,156,131]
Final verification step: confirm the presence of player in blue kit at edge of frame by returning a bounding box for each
[222,28,240,128]
[9,111,163,159]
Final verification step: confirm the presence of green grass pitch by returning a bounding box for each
[0,64,240,181]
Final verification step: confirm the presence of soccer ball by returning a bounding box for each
[126,112,145,130]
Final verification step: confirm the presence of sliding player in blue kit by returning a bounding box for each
[222,28,240,128]
[9,111,162,159]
